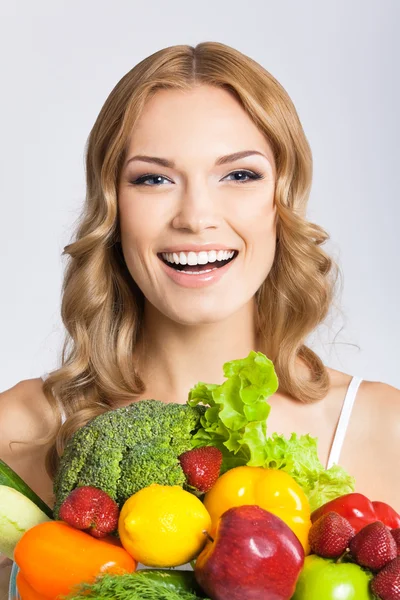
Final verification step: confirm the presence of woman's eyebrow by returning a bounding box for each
[123,149,269,169]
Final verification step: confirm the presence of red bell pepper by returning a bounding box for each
[311,493,400,533]
[372,501,400,529]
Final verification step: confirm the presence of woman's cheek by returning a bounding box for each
[230,189,275,226]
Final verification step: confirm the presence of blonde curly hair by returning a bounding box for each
[39,41,340,477]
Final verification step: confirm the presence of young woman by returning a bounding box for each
[1,41,399,588]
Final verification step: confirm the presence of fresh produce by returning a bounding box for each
[53,399,206,517]
[63,570,210,600]
[311,493,400,532]
[0,458,53,518]
[371,556,400,600]
[14,520,136,600]
[188,351,355,510]
[291,554,373,600]
[4,350,399,600]
[118,484,211,567]
[132,570,206,596]
[304,511,400,600]
[308,511,355,558]
[0,485,51,559]
[306,510,400,596]
[179,446,223,493]
[195,504,305,600]
[17,572,51,600]
[349,521,397,571]
[202,465,311,552]
[373,501,400,529]
[59,485,120,538]
[392,528,400,555]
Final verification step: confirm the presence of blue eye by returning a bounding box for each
[131,174,170,186]
[224,170,264,184]
[130,169,264,186]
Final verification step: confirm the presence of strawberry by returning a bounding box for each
[179,446,223,493]
[59,485,119,538]
[308,511,355,558]
[371,556,400,600]
[391,528,400,557]
[349,521,397,571]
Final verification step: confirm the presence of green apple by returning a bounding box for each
[291,555,374,600]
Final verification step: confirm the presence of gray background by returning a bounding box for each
[1,0,398,391]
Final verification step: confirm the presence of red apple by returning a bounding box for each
[194,504,305,600]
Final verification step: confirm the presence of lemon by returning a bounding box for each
[118,484,212,567]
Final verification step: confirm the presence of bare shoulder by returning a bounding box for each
[340,376,400,510]
[325,366,353,389]
[350,378,400,440]
[356,379,400,448]
[0,378,56,439]
[325,365,400,413]
[0,378,57,506]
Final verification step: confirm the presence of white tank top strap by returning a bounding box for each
[326,376,363,470]
[41,372,67,425]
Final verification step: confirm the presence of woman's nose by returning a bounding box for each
[171,185,222,233]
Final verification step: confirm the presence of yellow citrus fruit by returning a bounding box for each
[118,484,212,567]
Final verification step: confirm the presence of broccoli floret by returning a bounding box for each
[116,443,186,506]
[53,424,99,502]
[53,399,206,518]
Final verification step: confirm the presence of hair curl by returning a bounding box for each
[39,41,341,478]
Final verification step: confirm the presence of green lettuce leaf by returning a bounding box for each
[262,433,356,511]
[187,350,355,511]
[306,464,356,511]
[188,351,277,468]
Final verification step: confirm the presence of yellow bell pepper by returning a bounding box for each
[203,466,311,554]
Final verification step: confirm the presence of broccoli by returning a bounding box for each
[53,399,206,518]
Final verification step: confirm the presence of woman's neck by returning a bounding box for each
[134,298,262,404]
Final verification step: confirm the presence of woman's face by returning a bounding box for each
[118,84,277,325]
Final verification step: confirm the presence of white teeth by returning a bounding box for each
[161,250,236,266]
[197,251,209,265]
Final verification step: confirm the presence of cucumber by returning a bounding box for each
[135,569,205,596]
[0,458,53,519]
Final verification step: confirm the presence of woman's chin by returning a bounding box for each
[160,299,249,327]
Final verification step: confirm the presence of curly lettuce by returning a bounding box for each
[187,350,355,511]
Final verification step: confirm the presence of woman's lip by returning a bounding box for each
[158,244,237,253]
[158,254,237,289]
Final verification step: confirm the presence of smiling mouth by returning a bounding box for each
[158,251,239,272]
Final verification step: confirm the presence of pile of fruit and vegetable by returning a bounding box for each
[1,351,399,599]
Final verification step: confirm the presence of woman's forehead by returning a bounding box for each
[124,86,275,173]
